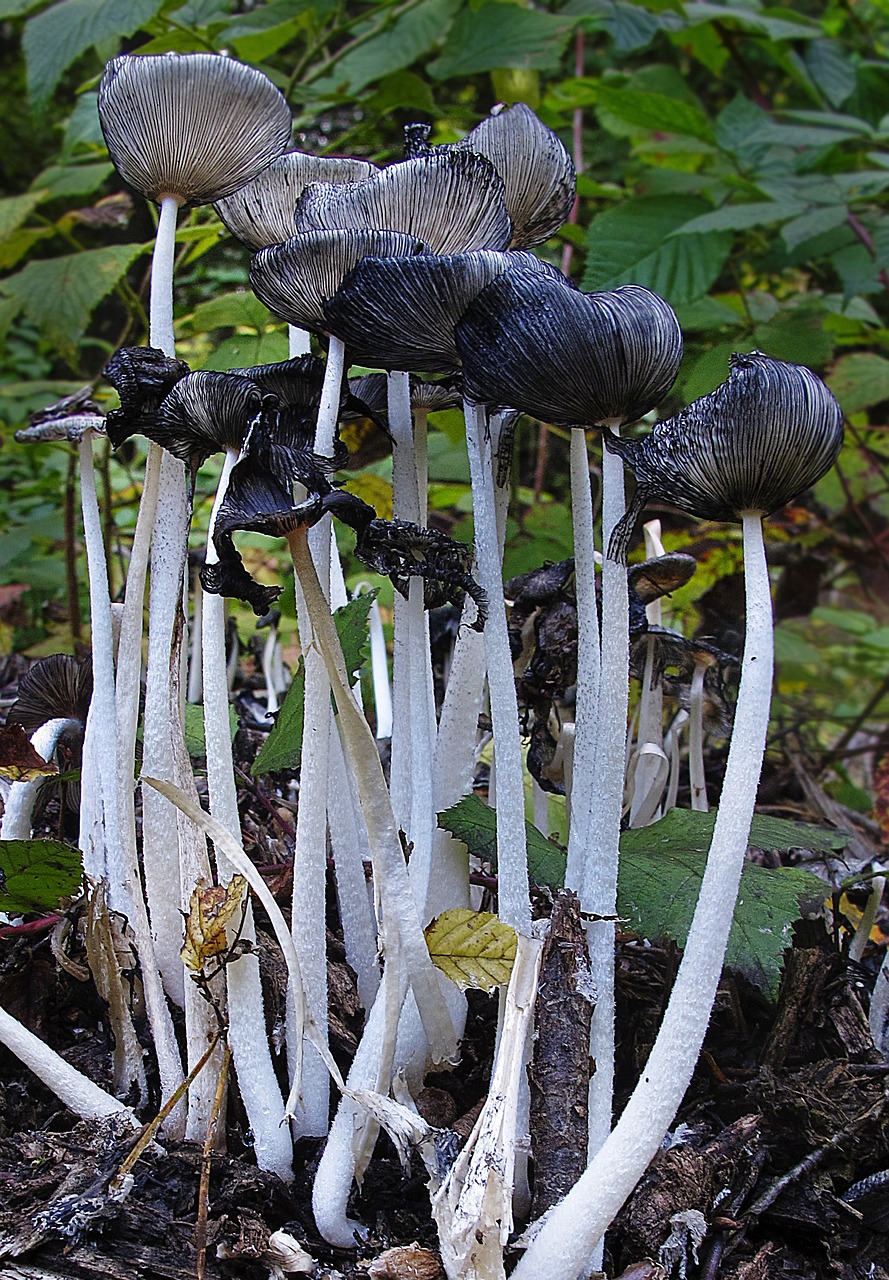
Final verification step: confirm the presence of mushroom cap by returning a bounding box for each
[607,352,845,547]
[214,151,377,249]
[457,270,682,424]
[103,346,191,449]
[324,249,560,373]
[7,655,92,735]
[294,151,512,255]
[250,228,428,334]
[153,370,272,469]
[406,104,576,249]
[98,53,292,207]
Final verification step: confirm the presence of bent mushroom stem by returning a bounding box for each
[513,509,773,1278]
[286,525,456,1062]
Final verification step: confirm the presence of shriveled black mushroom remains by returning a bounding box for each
[101,347,486,624]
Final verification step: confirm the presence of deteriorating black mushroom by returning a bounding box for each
[152,371,273,473]
[294,151,512,255]
[214,151,377,249]
[457,270,682,424]
[15,388,105,444]
[98,53,292,207]
[250,228,428,335]
[7,654,93,735]
[103,346,190,448]
[606,352,845,562]
[405,103,576,250]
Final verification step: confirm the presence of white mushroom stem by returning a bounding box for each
[582,420,628,1174]
[513,509,774,1277]
[464,399,530,937]
[203,447,293,1180]
[289,325,311,358]
[565,426,600,888]
[629,521,667,828]
[0,1002,138,1126]
[366,588,394,739]
[0,718,80,840]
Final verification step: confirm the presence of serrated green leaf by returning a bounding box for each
[0,839,83,914]
[425,908,516,992]
[680,3,819,42]
[673,201,805,235]
[0,192,43,243]
[23,0,165,109]
[0,242,147,365]
[752,306,834,368]
[252,591,376,777]
[781,205,848,251]
[436,793,566,887]
[828,352,889,413]
[804,40,857,108]
[583,195,732,305]
[595,87,714,143]
[200,330,289,372]
[30,162,114,201]
[429,2,572,81]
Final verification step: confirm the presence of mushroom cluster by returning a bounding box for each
[9,49,846,1280]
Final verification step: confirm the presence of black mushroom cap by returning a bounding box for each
[294,151,512,255]
[250,228,428,335]
[405,103,576,250]
[324,249,561,373]
[7,654,93,735]
[606,352,845,562]
[153,371,273,472]
[103,346,190,449]
[214,151,378,249]
[456,271,682,424]
[98,53,292,207]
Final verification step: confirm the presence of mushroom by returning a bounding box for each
[512,352,843,1278]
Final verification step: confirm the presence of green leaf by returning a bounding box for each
[252,592,376,777]
[366,70,437,115]
[804,41,856,108]
[23,0,166,109]
[325,0,460,95]
[780,205,848,251]
[30,162,114,200]
[183,702,239,757]
[680,3,819,42]
[200,330,289,372]
[828,352,889,414]
[673,201,805,235]
[583,195,732,305]
[177,292,274,336]
[224,0,311,60]
[0,839,83,914]
[0,242,148,366]
[0,192,44,243]
[752,305,834,368]
[429,2,572,81]
[595,86,714,143]
[436,793,567,888]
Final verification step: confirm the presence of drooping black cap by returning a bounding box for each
[607,352,845,561]
[457,271,682,423]
[249,228,428,335]
[103,346,191,449]
[152,371,273,472]
[98,52,292,207]
[324,249,560,373]
[214,151,377,249]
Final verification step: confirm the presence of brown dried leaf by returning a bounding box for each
[181,874,247,972]
[0,724,57,781]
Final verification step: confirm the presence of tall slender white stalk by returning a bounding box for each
[565,427,600,888]
[514,510,774,1277]
[582,422,628,1176]
[464,400,530,937]
[203,448,293,1179]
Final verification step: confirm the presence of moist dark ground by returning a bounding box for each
[0,677,888,1279]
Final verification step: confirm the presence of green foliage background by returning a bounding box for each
[2,0,889,811]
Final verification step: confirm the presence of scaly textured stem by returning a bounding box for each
[514,510,774,1277]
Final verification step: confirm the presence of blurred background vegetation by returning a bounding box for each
[1,0,888,817]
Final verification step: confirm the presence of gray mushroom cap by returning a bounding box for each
[98,52,292,207]
[214,151,378,249]
[293,151,512,255]
[250,228,428,335]
[607,352,845,561]
[406,104,576,250]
